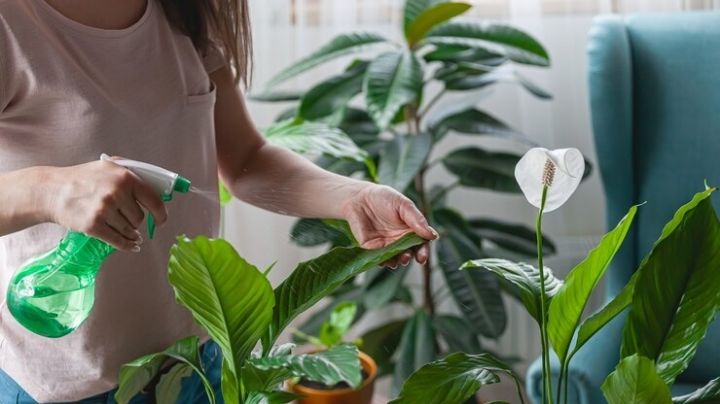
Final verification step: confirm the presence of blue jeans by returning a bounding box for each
[0,341,224,404]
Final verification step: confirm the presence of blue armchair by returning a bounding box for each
[526,12,720,403]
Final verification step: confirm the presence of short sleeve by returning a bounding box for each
[202,45,226,74]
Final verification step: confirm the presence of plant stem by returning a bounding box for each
[537,185,553,404]
[419,88,446,119]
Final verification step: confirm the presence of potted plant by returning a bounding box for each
[290,301,376,404]
[389,148,720,404]
[251,0,586,394]
[114,233,425,404]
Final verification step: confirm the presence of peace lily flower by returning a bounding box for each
[514,147,584,404]
[515,147,585,213]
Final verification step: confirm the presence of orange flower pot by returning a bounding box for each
[289,351,377,404]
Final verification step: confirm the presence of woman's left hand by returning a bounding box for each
[341,184,438,268]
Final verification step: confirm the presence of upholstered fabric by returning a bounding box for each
[527,12,720,403]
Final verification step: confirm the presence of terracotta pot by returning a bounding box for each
[289,351,377,404]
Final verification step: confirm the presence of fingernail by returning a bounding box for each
[134,231,143,243]
[430,227,440,239]
[131,245,141,253]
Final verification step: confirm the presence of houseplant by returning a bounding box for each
[253,0,570,391]
[114,233,425,404]
[291,301,377,404]
[389,148,720,404]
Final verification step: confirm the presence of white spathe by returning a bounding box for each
[515,147,584,213]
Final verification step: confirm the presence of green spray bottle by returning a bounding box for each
[6,154,191,338]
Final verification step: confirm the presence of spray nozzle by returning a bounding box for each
[100,154,191,239]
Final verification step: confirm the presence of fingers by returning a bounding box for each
[398,200,438,241]
[88,222,141,252]
[382,250,414,269]
[414,243,429,265]
[105,208,143,243]
[130,173,168,226]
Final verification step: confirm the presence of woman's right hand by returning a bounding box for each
[42,161,168,252]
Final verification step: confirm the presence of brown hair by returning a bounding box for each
[159,0,253,86]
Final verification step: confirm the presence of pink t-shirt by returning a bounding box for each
[0,0,222,401]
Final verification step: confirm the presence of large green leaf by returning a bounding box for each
[264,120,367,163]
[443,68,551,99]
[392,310,437,395]
[115,336,214,404]
[442,147,522,193]
[602,355,672,404]
[548,205,638,364]
[298,61,368,121]
[405,2,472,46]
[425,22,550,66]
[361,319,408,377]
[378,133,432,191]
[264,233,425,348]
[424,45,505,65]
[250,90,304,103]
[241,344,295,393]
[245,391,299,404]
[621,188,720,384]
[289,218,352,248]
[168,236,275,404]
[673,377,720,403]
[432,315,482,354]
[319,301,357,347]
[155,364,194,404]
[428,108,531,143]
[467,218,556,256]
[364,51,423,130]
[461,258,561,325]
[390,352,520,404]
[267,32,389,87]
[434,208,507,338]
[249,344,363,389]
[572,272,637,359]
[403,0,446,33]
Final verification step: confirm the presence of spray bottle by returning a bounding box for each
[6,155,191,338]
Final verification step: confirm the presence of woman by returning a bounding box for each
[0,0,436,402]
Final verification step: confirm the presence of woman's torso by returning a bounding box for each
[0,0,221,401]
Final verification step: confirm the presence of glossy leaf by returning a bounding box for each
[115,336,214,404]
[602,355,672,404]
[672,377,720,403]
[378,132,432,191]
[292,288,365,343]
[548,205,638,364]
[364,51,423,130]
[219,180,232,206]
[299,61,368,121]
[264,120,367,163]
[168,236,274,404]
[434,208,506,338]
[267,32,389,87]
[392,310,437,395]
[572,272,637,359]
[425,22,550,66]
[289,219,352,248]
[339,107,381,137]
[429,107,530,143]
[433,315,482,354]
[155,364,194,404]
[319,301,358,347]
[424,45,505,65]
[462,258,561,325]
[468,218,556,256]
[403,0,446,32]
[390,352,520,404]
[361,319,407,377]
[264,233,426,348]
[405,2,472,46]
[442,147,522,193]
[245,391,299,404]
[249,344,363,389]
[250,90,303,103]
[443,69,551,98]
[621,189,720,384]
